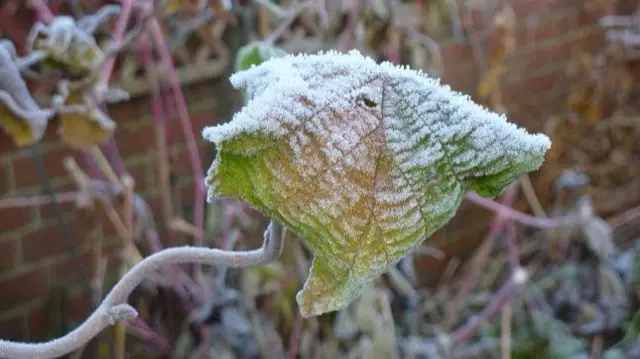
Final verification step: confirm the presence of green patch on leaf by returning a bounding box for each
[235,41,287,73]
[203,50,551,317]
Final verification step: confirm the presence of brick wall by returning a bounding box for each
[0,0,614,343]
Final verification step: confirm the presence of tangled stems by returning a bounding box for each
[0,221,285,359]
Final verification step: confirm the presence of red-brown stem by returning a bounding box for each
[148,19,206,281]
[126,317,172,354]
[339,0,361,51]
[98,0,133,89]
[28,0,54,23]
[449,275,518,345]
[465,191,580,229]
[506,220,519,269]
[287,313,304,359]
[137,36,176,233]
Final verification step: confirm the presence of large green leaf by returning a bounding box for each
[203,50,551,317]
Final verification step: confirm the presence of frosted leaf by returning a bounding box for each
[0,40,53,146]
[235,41,287,73]
[27,14,105,76]
[203,50,551,317]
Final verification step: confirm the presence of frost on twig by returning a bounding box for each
[203,50,551,317]
[0,40,54,146]
[0,221,284,359]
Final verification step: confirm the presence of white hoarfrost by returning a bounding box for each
[203,49,551,317]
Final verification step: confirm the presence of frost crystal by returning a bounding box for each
[203,50,551,317]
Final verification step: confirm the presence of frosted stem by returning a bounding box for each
[0,221,284,359]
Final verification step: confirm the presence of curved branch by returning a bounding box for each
[0,221,285,359]
[465,191,581,229]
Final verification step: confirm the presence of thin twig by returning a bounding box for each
[505,220,519,269]
[449,267,528,346]
[148,18,207,282]
[465,191,580,229]
[500,303,511,359]
[0,221,285,359]
[28,0,54,23]
[0,192,79,208]
[97,0,133,89]
[287,312,304,359]
[443,186,517,330]
[90,147,121,186]
[519,174,546,218]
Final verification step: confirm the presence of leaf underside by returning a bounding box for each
[203,50,551,317]
[59,92,115,149]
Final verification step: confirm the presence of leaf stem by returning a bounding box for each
[465,191,580,229]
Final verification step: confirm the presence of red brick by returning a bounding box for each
[168,145,196,178]
[571,29,605,52]
[49,250,96,285]
[440,42,473,64]
[0,268,47,312]
[101,241,124,262]
[189,110,217,135]
[0,238,17,272]
[521,42,573,72]
[511,0,569,19]
[516,10,578,47]
[106,95,148,124]
[525,73,558,94]
[178,181,197,208]
[21,218,95,264]
[0,160,11,197]
[0,132,16,154]
[503,70,560,106]
[443,66,479,95]
[37,192,78,221]
[24,304,51,341]
[0,315,26,341]
[10,147,83,188]
[64,291,92,323]
[114,122,156,156]
[142,193,166,224]
[0,206,33,233]
[124,162,149,190]
[101,213,120,238]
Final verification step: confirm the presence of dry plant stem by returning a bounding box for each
[339,0,362,51]
[443,187,516,329]
[64,158,130,242]
[506,220,519,268]
[263,0,315,44]
[28,0,54,23]
[90,147,121,186]
[465,191,579,228]
[287,312,304,359]
[126,318,171,354]
[98,0,133,89]
[500,303,511,359]
[141,41,174,222]
[148,18,206,280]
[519,174,546,218]
[449,268,528,346]
[114,176,135,359]
[445,0,465,41]
[0,220,285,359]
[0,191,79,208]
[114,264,128,359]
